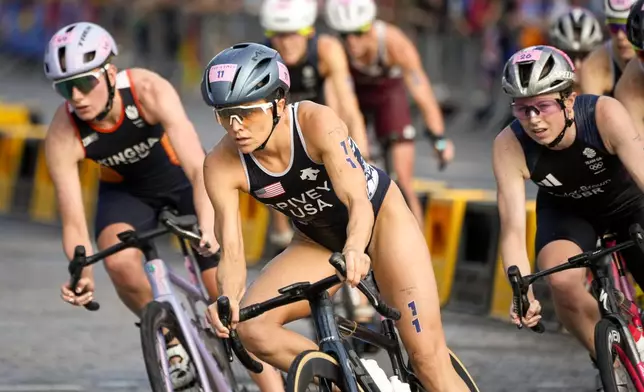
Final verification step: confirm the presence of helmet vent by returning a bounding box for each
[58,47,67,73]
[557,20,565,33]
[228,66,242,91]
[518,63,534,88]
[251,58,272,91]
[550,80,564,88]
[84,51,96,64]
[254,74,271,91]
[539,56,555,80]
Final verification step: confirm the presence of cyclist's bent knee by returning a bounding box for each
[538,240,588,308]
[98,224,150,300]
[236,315,281,359]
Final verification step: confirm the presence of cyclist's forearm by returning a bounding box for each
[344,199,374,253]
[217,255,247,302]
[418,98,444,137]
[501,234,531,272]
[404,73,445,135]
[191,174,217,238]
[62,225,95,274]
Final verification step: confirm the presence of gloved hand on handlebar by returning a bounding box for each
[509,293,542,328]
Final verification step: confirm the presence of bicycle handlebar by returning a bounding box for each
[507,223,644,334]
[216,252,401,373]
[67,210,202,312]
[328,253,401,320]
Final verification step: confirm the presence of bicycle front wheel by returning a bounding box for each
[286,350,365,392]
[595,318,642,392]
[140,301,209,392]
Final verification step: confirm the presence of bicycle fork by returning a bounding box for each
[591,259,644,382]
[309,290,383,392]
[146,259,232,392]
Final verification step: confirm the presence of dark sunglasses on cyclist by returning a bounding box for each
[511,99,564,120]
[339,23,372,40]
[606,19,627,35]
[52,66,106,100]
[214,102,274,126]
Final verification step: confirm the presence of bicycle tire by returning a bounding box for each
[595,318,641,392]
[140,301,216,391]
[198,325,248,392]
[286,350,365,392]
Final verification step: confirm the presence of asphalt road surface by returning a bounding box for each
[1,217,595,392]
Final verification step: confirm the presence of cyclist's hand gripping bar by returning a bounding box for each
[329,252,401,321]
[507,265,544,334]
[68,245,100,312]
[216,296,263,373]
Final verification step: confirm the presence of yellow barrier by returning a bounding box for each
[29,141,101,223]
[0,103,31,126]
[412,178,447,194]
[489,200,537,321]
[424,189,496,307]
[0,135,26,213]
[0,122,101,224]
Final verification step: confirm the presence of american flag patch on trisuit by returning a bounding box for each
[254,182,285,198]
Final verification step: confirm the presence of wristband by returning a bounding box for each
[434,137,447,151]
[426,128,445,142]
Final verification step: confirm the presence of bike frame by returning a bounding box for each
[141,237,233,392]
[509,225,644,390]
[335,316,419,386]
[232,276,412,392]
[595,236,644,387]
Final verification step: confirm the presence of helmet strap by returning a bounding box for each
[255,100,281,151]
[547,99,574,148]
[93,68,116,122]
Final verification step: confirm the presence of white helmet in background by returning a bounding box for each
[604,0,636,20]
[549,7,603,52]
[260,0,318,32]
[44,22,118,80]
[324,0,377,32]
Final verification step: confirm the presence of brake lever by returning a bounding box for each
[507,266,523,329]
[216,296,263,373]
[329,253,401,320]
[358,273,401,321]
[68,246,100,312]
[216,297,234,362]
[507,266,544,333]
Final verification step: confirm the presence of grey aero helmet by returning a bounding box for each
[549,7,603,52]
[502,45,576,98]
[44,22,118,80]
[201,42,291,108]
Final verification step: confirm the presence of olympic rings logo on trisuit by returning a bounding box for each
[589,162,604,171]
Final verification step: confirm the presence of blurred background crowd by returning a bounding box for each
[0,0,610,133]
